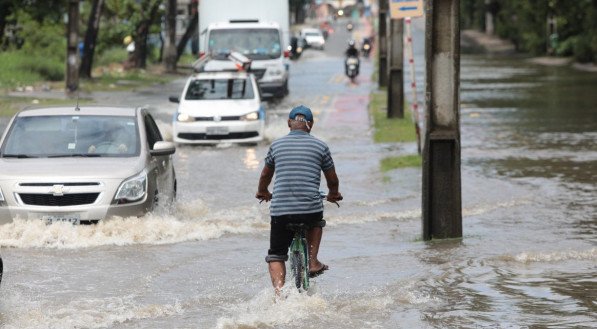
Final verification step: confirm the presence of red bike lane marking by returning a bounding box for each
[323,94,370,132]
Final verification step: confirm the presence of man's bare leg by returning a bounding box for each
[307,226,325,271]
[268,261,285,293]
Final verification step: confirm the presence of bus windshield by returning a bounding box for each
[208,28,281,60]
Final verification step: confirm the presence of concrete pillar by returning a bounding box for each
[387,18,404,118]
[422,0,462,240]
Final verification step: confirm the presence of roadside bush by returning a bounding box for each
[18,56,64,81]
[555,36,576,57]
[95,47,128,67]
[573,36,594,63]
[520,32,545,55]
[18,15,65,61]
[0,52,42,88]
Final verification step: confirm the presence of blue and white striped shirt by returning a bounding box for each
[265,131,335,216]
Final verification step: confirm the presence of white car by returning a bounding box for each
[170,70,265,144]
[300,28,326,50]
[0,106,177,225]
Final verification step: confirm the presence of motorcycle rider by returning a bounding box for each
[361,37,372,57]
[345,40,360,76]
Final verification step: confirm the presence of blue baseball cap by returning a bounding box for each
[288,105,313,122]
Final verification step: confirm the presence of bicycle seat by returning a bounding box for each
[286,223,309,232]
[286,220,326,231]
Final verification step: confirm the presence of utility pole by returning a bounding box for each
[422,0,462,240]
[387,18,404,118]
[378,0,388,87]
[66,0,80,93]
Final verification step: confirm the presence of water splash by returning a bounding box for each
[0,294,182,329]
[0,199,268,249]
[216,288,328,329]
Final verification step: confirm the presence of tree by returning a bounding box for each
[131,0,161,69]
[176,1,198,60]
[163,0,177,72]
[80,0,105,78]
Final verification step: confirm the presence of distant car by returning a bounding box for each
[0,106,177,225]
[300,28,326,50]
[169,70,265,144]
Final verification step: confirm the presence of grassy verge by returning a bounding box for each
[369,91,421,171]
[0,49,189,117]
[369,91,417,143]
[381,154,422,171]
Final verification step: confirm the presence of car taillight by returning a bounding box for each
[284,50,290,58]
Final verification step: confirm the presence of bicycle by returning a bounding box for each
[287,192,339,292]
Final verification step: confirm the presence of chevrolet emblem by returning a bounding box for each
[52,184,65,196]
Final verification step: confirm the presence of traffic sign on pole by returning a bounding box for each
[389,0,424,19]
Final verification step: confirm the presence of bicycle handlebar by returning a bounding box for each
[319,191,340,208]
[258,191,340,207]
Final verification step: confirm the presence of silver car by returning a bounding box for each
[0,106,176,225]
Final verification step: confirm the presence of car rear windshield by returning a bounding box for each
[0,115,140,158]
[185,77,255,100]
[208,28,281,60]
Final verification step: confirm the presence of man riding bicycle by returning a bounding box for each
[256,105,343,293]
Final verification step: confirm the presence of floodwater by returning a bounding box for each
[0,18,596,329]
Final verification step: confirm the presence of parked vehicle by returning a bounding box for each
[169,70,265,145]
[300,28,326,50]
[0,106,176,225]
[199,0,290,98]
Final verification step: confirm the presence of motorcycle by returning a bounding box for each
[361,38,372,58]
[345,56,359,82]
[288,36,305,60]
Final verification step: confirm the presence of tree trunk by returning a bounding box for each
[176,11,198,60]
[66,0,80,92]
[131,0,161,69]
[80,0,104,79]
[164,0,177,72]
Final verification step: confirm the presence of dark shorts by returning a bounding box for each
[265,212,325,263]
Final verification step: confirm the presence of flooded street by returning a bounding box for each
[1,18,596,329]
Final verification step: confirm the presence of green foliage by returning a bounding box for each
[0,51,63,88]
[573,36,594,63]
[95,46,128,66]
[461,0,597,62]
[0,52,43,88]
[14,11,65,61]
[18,55,64,81]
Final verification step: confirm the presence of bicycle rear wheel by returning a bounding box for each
[290,251,302,289]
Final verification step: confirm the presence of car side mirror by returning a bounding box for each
[150,141,176,156]
[168,96,180,103]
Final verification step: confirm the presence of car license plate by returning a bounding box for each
[206,127,229,135]
[42,214,81,225]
